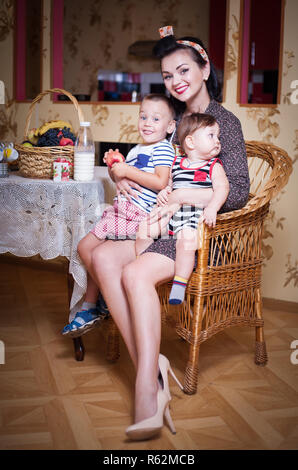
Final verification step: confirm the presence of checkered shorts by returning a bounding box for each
[91,199,147,240]
[168,205,203,235]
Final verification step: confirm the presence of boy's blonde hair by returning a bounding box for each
[177,113,217,151]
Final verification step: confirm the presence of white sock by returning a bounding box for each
[82,301,96,311]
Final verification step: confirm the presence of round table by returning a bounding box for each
[0,167,116,322]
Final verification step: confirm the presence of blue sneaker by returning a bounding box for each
[61,307,103,338]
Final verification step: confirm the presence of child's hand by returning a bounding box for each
[104,148,125,168]
[201,206,217,227]
[103,149,112,165]
[103,149,117,165]
[111,162,128,180]
[157,185,172,206]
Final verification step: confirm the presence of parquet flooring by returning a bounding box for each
[0,258,298,450]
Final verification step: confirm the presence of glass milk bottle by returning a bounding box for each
[74,122,95,181]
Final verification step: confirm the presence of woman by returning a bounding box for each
[90,26,250,440]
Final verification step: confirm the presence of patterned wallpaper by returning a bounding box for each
[62,0,210,100]
[224,0,298,301]
[0,0,297,302]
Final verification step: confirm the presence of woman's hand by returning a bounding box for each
[115,177,142,202]
[157,185,172,206]
[152,190,181,222]
[148,200,180,226]
[166,190,184,207]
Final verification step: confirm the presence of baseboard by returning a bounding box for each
[262,297,298,314]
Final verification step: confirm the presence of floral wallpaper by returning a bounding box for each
[0,89,17,140]
[246,108,280,143]
[91,104,109,127]
[0,0,16,139]
[293,130,298,165]
[0,0,297,302]
[285,255,298,288]
[0,0,13,41]
[226,14,239,80]
[62,0,210,99]
[224,0,298,299]
[118,112,139,142]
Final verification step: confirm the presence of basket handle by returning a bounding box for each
[24,88,85,139]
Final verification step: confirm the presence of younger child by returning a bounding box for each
[136,113,229,304]
[62,93,176,337]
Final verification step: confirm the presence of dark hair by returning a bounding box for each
[142,93,176,119]
[177,113,217,151]
[153,34,222,114]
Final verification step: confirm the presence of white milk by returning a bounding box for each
[74,151,95,181]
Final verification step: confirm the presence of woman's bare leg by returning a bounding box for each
[135,236,153,257]
[91,239,139,368]
[135,217,157,256]
[122,252,175,423]
[135,213,170,256]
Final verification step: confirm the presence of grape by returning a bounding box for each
[37,128,60,146]
[37,127,76,146]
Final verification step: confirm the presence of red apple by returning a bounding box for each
[106,149,125,168]
[59,137,74,146]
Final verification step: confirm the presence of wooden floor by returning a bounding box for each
[0,258,298,450]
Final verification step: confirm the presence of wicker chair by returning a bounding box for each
[104,141,292,394]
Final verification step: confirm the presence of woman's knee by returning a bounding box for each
[122,262,145,293]
[91,243,109,272]
[91,242,122,277]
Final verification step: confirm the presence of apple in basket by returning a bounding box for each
[106,149,125,168]
[59,137,74,146]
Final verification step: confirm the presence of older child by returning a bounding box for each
[62,93,176,337]
[136,112,229,304]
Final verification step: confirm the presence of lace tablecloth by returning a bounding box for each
[0,167,116,320]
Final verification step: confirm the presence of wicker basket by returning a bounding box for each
[15,88,84,179]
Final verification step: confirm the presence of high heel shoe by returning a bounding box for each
[158,354,184,400]
[125,389,171,441]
